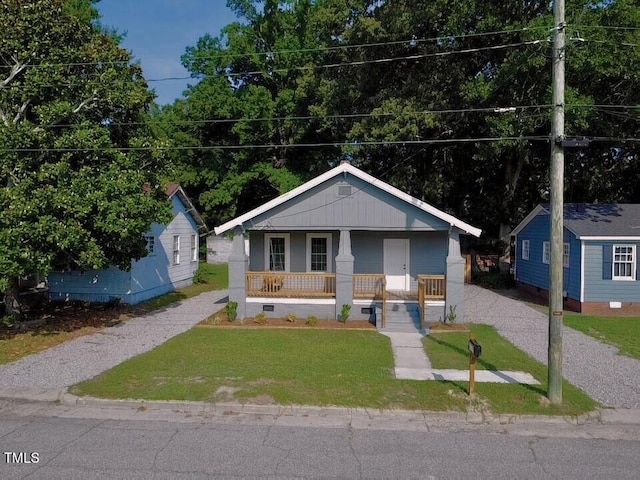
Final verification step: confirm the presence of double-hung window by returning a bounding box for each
[542,241,550,264]
[172,235,180,265]
[144,235,155,255]
[522,240,530,260]
[563,243,570,267]
[306,234,332,272]
[613,245,635,280]
[191,234,198,262]
[265,234,290,271]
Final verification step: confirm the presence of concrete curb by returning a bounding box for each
[2,385,638,427]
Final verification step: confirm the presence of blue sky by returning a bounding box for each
[98,0,238,106]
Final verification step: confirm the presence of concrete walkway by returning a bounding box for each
[0,289,228,390]
[382,331,540,384]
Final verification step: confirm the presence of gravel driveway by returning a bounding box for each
[0,289,228,390]
[465,285,640,409]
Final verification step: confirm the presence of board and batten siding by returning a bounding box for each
[247,175,450,231]
[249,230,446,283]
[249,232,338,272]
[352,232,447,290]
[583,241,640,303]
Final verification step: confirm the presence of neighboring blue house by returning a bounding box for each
[511,203,640,315]
[214,162,481,329]
[48,184,207,305]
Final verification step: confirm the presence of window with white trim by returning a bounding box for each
[306,233,332,272]
[563,243,570,267]
[613,245,635,280]
[191,235,198,262]
[265,233,290,271]
[172,235,180,265]
[522,240,530,260]
[542,241,550,264]
[144,235,155,255]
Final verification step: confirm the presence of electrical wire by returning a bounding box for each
[1,136,551,153]
[0,26,552,70]
[37,104,553,129]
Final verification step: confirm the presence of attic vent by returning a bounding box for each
[338,186,352,196]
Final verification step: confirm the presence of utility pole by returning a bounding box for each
[549,0,565,404]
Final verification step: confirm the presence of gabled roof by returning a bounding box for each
[214,162,481,237]
[512,203,640,240]
[166,183,208,234]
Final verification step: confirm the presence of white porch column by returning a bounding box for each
[228,226,248,319]
[335,229,354,320]
[446,228,465,323]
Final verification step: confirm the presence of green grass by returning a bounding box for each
[72,327,596,415]
[140,263,228,310]
[563,314,640,360]
[424,325,597,415]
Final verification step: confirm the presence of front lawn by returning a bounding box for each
[424,325,597,415]
[563,314,640,360]
[71,327,596,415]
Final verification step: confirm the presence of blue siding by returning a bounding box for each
[48,194,200,305]
[583,241,640,302]
[515,212,581,301]
[249,231,337,272]
[48,267,132,303]
[515,213,551,290]
[565,232,582,302]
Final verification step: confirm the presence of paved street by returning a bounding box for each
[1,399,639,479]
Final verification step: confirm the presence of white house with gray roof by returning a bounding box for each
[512,203,640,315]
[215,162,481,330]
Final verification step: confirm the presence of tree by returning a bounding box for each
[0,0,172,317]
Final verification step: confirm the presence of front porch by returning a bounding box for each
[244,271,445,328]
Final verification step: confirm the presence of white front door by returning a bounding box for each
[383,239,410,290]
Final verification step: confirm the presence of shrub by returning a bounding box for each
[340,304,351,322]
[305,315,318,327]
[254,312,267,325]
[226,301,238,322]
[446,305,457,324]
[192,266,206,284]
[472,271,515,290]
[286,313,297,323]
[1,313,20,329]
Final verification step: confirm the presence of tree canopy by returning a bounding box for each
[0,0,172,314]
[156,0,639,238]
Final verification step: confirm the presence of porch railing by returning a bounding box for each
[353,274,387,328]
[246,272,336,298]
[417,275,446,329]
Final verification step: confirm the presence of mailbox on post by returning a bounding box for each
[468,338,482,358]
[468,334,482,395]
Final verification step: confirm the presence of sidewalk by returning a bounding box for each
[0,289,228,389]
[382,331,540,384]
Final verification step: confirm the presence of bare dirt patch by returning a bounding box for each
[429,322,471,333]
[199,310,375,330]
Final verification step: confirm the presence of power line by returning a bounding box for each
[156,40,549,80]
[38,104,553,129]
[2,136,550,153]
[0,39,547,91]
[0,26,551,71]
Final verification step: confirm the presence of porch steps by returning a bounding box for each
[379,302,426,334]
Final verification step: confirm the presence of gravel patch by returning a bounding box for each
[0,290,228,389]
[465,285,640,409]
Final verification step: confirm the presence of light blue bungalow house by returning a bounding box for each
[512,203,640,315]
[214,162,481,330]
[48,184,208,305]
